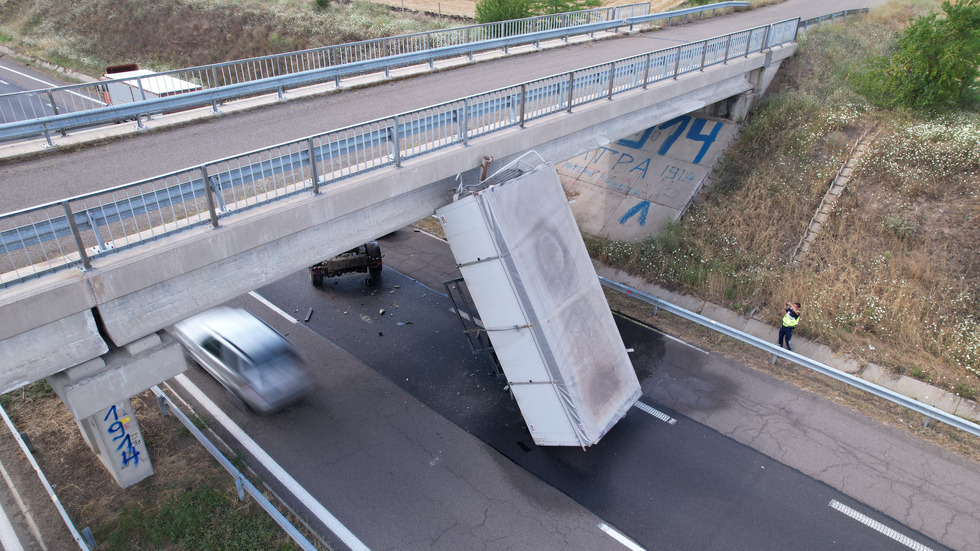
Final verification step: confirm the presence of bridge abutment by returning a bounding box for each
[47,331,186,487]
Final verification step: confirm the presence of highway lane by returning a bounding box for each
[171,229,949,551]
[0,0,890,211]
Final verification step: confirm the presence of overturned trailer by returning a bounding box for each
[436,158,640,447]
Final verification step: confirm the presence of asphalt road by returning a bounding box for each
[0,0,890,211]
[172,228,953,551]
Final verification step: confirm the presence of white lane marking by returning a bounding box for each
[0,79,10,85]
[173,374,370,551]
[617,315,709,355]
[829,500,933,551]
[599,523,646,551]
[633,401,677,425]
[0,463,26,551]
[0,64,106,106]
[0,459,38,551]
[249,291,297,323]
[662,331,710,354]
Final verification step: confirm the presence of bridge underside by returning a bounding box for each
[0,44,795,396]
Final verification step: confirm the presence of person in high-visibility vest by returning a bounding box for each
[778,302,802,351]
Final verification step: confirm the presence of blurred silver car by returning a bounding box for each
[172,307,312,413]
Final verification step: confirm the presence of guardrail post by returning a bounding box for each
[62,201,92,271]
[307,138,321,194]
[157,395,169,417]
[607,62,615,100]
[566,72,575,112]
[392,116,402,168]
[699,41,708,71]
[672,47,681,79]
[45,90,66,136]
[200,167,220,229]
[642,53,651,88]
[760,25,771,52]
[519,84,527,128]
[723,35,732,64]
[461,99,469,146]
[235,477,245,500]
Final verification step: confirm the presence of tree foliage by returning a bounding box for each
[475,0,534,24]
[475,0,601,24]
[858,0,980,112]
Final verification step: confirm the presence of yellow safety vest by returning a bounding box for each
[782,311,799,328]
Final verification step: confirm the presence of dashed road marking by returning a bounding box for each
[633,401,677,425]
[829,499,933,551]
[249,291,297,323]
[599,523,646,551]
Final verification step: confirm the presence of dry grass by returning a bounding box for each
[588,1,980,401]
[0,0,451,76]
[1,384,322,549]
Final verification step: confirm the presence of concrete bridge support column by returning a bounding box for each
[46,331,187,488]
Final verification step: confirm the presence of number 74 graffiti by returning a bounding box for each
[617,115,722,165]
[103,404,142,466]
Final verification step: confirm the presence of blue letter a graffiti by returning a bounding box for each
[619,201,650,226]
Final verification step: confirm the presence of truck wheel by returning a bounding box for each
[310,269,324,287]
[366,242,382,281]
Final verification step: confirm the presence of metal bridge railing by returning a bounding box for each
[0,18,799,290]
[0,2,756,145]
[598,276,980,439]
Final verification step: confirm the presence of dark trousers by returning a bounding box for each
[778,326,794,350]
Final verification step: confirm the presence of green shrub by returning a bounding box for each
[475,0,533,24]
[313,0,330,9]
[856,0,980,113]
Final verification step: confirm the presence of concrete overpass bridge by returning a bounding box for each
[0,6,841,484]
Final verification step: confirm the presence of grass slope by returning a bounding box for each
[588,0,980,399]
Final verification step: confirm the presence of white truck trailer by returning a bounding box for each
[436,159,641,447]
[100,64,201,105]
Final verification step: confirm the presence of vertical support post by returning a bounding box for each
[236,477,245,500]
[157,395,169,417]
[307,138,321,194]
[723,35,732,63]
[392,116,402,168]
[699,41,708,71]
[461,98,469,146]
[672,47,681,79]
[761,24,771,50]
[62,201,91,271]
[199,167,220,229]
[607,62,615,100]
[566,71,575,112]
[519,84,527,128]
[642,53,651,88]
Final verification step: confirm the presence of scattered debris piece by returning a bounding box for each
[378,331,384,337]
[396,321,414,326]
[304,308,313,322]
[379,308,386,315]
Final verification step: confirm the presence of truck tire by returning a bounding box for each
[310,268,324,287]
[366,242,383,281]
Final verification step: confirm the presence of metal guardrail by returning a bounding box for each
[0,18,799,289]
[0,2,752,145]
[0,402,92,550]
[598,276,980,438]
[149,386,317,551]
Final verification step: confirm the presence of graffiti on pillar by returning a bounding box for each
[619,200,651,226]
[615,115,723,165]
[103,404,143,466]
